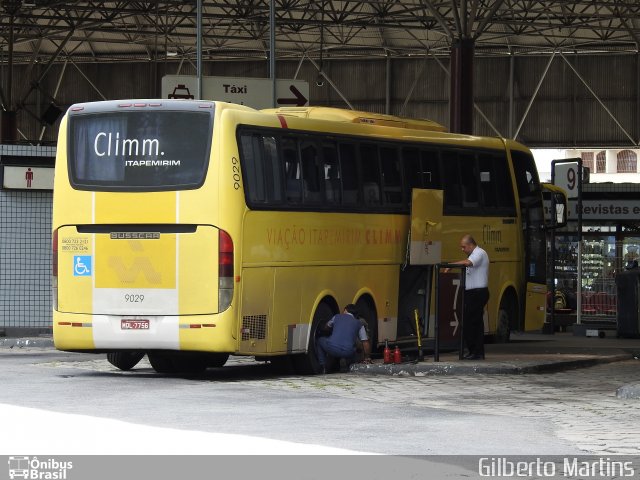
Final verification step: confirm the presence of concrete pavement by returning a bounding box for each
[2,331,639,454]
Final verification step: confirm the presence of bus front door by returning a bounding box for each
[522,202,548,332]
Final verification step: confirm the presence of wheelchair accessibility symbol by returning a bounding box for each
[73,256,92,276]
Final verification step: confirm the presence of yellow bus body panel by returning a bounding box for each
[52,313,95,351]
[525,283,547,331]
[95,191,176,223]
[237,206,406,353]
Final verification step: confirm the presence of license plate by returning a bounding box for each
[121,319,150,330]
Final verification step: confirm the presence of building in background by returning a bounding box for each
[533,149,640,183]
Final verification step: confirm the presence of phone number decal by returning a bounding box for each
[61,237,89,252]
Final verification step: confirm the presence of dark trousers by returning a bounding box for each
[463,288,489,356]
[316,337,356,367]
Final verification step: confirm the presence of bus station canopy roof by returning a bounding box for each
[2,1,640,63]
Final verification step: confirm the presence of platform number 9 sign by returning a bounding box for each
[553,162,580,200]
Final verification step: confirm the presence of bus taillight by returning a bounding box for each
[218,229,234,312]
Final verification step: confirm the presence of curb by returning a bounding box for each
[350,354,632,376]
[0,337,55,349]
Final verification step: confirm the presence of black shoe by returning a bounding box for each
[463,353,476,360]
[339,358,348,373]
[464,354,485,361]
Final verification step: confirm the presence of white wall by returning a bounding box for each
[531,148,640,184]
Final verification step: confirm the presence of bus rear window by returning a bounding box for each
[68,110,212,191]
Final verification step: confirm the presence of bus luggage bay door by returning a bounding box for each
[401,188,444,341]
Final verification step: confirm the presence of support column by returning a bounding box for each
[385,54,391,115]
[2,10,18,143]
[508,53,514,138]
[269,0,276,108]
[196,0,202,100]
[449,38,475,134]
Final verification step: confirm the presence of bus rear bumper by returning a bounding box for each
[53,311,236,353]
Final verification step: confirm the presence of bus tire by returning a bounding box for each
[292,301,334,375]
[268,355,295,374]
[106,351,145,371]
[495,297,516,343]
[173,354,208,373]
[355,297,378,355]
[148,353,176,373]
[206,353,229,368]
[148,352,209,374]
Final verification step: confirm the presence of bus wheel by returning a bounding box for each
[148,353,209,374]
[292,301,334,375]
[173,354,208,373]
[106,351,145,371]
[148,353,177,373]
[206,353,229,368]
[496,297,515,343]
[355,297,378,355]
[268,355,294,374]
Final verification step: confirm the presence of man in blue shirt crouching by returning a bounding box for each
[316,304,372,374]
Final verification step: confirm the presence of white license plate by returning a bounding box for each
[121,319,150,330]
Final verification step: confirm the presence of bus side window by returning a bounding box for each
[322,141,341,205]
[282,136,302,204]
[402,148,422,207]
[402,148,422,191]
[239,133,267,204]
[380,146,402,206]
[300,139,323,204]
[421,149,441,188]
[494,153,516,213]
[359,143,381,205]
[512,150,542,198]
[511,149,543,227]
[459,151,479,208]
[339,143,359,206]
[478,152,515,215]
[478,153,497,210]
[262,135,283,204]
[441,150,462,210]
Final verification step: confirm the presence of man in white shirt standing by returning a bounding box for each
[450,234,490,360]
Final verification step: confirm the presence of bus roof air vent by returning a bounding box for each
[261,106,447,132]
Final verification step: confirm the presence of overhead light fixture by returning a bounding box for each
[166,51,178,57]
[23,1,36,7]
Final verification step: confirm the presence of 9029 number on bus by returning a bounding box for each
[125,294,145,303]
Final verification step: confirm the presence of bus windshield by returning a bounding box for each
[68,108,213,191]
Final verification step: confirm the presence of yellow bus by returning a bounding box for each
[52,100,563,373]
